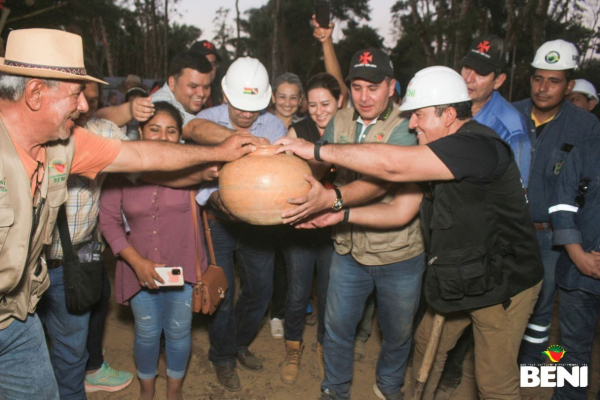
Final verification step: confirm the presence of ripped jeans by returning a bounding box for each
[130,284,193,380]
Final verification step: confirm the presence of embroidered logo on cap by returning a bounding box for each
[203,41,215,50]
[359,52,373,65]
[476,40,491,53]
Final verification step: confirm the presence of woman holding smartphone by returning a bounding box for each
[99,102,207,400]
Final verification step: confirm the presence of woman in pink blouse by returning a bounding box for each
[100,102,207,400]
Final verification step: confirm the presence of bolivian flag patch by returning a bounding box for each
[243,87,259,95]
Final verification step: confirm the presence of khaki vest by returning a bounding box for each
[0,119,74,329]
[331,107,424,266]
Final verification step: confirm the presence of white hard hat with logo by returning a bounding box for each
[531,39,579,71]
[400,66,470,111]
[571,79,599,103]
[222,57,272,112]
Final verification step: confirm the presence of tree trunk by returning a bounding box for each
[164,0,169,78]
[408,0,436,66]
[271,0,282,80]
[235,0,241,58]
[452,0,473,70]
[97,16,114,77]
[532,0,551,51]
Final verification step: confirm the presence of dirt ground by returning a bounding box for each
[89,253,600,400]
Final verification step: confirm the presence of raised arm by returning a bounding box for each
[312,16,349,109]
[94,96,155,127]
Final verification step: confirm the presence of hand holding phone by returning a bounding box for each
[154,267,184,287]
[315,0,330,28]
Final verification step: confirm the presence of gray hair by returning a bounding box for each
[273,72,304,96]
[0,73,59,102]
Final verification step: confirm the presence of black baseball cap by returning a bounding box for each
[459,35,508,76]
[345,48,394,83]
[189,40,222,62]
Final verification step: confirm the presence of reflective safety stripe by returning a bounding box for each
[523,334,549,344]
[548,204,578,214]
[527,323,551,332]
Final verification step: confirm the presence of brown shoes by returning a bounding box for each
[281,340,304,384]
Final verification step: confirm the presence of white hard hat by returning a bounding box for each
[571,79,599,103]
[221,57,272,112]
[531,39,579,71]
[400,66,470,111]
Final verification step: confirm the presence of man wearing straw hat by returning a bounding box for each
[0,28,259,399]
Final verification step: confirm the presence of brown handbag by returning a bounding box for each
[190,191,228,315]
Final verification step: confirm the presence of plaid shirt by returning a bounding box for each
[46,118,127,260]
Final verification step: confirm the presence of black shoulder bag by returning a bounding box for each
[57,204,104,314]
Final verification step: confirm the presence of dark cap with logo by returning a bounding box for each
[346,48,394,83]
[189,40,222,62]
[460,35,508,76]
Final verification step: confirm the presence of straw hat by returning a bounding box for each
[118,74,148,93]
[0,28,107,85]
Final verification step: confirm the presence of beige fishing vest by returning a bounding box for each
[0,119,74,329]
[331,107,424,266]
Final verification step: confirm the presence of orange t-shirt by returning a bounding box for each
[12,127,122,194]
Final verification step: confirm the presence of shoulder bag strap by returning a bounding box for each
[202,208,217,266]
[190,191,202,280]
[57,204,77,263]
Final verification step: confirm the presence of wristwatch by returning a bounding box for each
[314,139,328,162]
[332,187,344,211]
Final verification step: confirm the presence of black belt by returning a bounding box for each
[46,259,63,269]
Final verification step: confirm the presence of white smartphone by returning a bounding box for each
[154,266,184,287]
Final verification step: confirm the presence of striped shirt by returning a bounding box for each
[46,118,127,260]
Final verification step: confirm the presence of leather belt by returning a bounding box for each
[533,222,552,231]
[46,259,63,269]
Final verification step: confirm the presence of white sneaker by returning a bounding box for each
[270,318,284,339]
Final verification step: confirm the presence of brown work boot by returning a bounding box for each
[281,340,304,384]
[315,341,325,379]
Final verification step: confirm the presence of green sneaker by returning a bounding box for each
[84,362,134,393]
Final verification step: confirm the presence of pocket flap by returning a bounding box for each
[0,206,14,227]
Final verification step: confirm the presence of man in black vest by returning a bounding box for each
[276,66,543,399]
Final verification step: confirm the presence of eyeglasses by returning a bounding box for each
[30,161,46,238]
[422,182,436,201]
[575,177,590,208]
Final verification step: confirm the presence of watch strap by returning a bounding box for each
[333,187,342,201]
[314,140,327,162]
[343,208,350,223]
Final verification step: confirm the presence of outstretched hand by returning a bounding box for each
[281,175,335,224]
[274,137,315,161]
[216,133,259,162]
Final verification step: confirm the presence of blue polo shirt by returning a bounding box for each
[474,91,531,187]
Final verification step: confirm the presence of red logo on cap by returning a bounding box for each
[476,41,490,53]
[359,52,373,65]
[204,42,214,50]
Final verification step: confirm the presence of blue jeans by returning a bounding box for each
[206,220,275,366]
[38,265,91,400]
[130,284,193,379]
[0,313,59,399]
[281,228,333,344]
[519,228,560,364]
[322,252,426,399]
[552,288,600,400]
